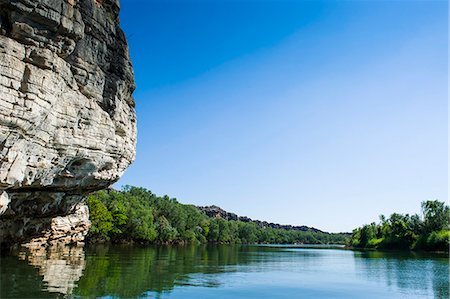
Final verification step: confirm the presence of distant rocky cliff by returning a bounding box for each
[197,205,325,233]
[0,0,136,247]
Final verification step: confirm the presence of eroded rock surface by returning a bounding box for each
[0,0,136,247]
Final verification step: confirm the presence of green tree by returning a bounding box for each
[86,186,350,245]
[350,200,449,252]
[359,224,377,247]
[156,215,178,242]
[422,200,449,234]
[207,218,220,242]
[238,222,257,243]
[86,196,113,240]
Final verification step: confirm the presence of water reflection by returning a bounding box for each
[353,250,449,299]
[1,244,85,298]
[75,244,261,297]
[22,245,85,294]
[1,245,448,298]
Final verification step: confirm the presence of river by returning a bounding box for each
[1,244,448,298]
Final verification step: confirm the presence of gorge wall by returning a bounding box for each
[0,0,136,247]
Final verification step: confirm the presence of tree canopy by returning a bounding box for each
[87,186,349,245]
[350,200,449,251]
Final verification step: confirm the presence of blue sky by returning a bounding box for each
[117,0,448,232]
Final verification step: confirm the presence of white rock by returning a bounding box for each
[0,0,136,247]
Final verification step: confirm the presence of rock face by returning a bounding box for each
[0,0,136,247]
[197,205,325,233]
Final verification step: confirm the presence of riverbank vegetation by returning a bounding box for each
[86,186,348,245]
[350,200,449,251]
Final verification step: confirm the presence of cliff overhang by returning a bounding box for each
[0,0,136,248]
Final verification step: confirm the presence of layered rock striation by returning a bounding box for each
[0,0,136,247]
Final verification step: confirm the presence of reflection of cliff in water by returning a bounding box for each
[353,250,449,299]
[22,245,85,294]
[2,245,447,298]
[75,244,266,297]
[1,244,264,298]
[1,245,85,298]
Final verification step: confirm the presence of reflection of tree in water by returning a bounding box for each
[74,244,277,298]
[353,251,449,299]
[3,245,447,298]
[1,244,85,298]
[1,244,275,298]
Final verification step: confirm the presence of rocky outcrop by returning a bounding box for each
[0,0,136,247]
[197,205,325,233]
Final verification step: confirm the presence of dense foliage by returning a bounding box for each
[86,186,348,245]
[350,200,449,251]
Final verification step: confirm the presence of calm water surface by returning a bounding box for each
[1,244,448,298]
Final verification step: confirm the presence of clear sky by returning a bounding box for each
[117,0,448,233]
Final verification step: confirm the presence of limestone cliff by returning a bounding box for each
[0,0,136,247]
